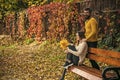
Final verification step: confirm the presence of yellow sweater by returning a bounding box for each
[85,18,98,42]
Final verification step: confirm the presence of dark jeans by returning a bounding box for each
[60,45,79,80]
[65,45,79,66]
[87,41,100,70]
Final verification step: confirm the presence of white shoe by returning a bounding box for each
[64,63,73,69]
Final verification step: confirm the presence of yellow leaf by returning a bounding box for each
[60,39,69,50]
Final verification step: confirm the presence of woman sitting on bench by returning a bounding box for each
[60,31,88,80]
[64,31,88,68]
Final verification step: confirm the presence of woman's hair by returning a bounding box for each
[77,31,85,39]
[76,31,85,45]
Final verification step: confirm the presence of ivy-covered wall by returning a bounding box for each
[1,1,120,51]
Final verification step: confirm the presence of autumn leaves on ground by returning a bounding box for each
[0,36,80,80]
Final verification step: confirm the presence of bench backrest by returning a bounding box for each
[87,48,120,67]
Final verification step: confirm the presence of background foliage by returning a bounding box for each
[0,0,120,51]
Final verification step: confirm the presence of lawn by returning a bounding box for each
[0,40,80,80]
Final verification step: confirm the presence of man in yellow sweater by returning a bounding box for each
[84,8,100,70]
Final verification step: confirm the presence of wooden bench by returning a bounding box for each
[68,48,120,80]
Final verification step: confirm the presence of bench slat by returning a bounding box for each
[69,65,102,80]
[89,48,120,59]
[87,54,120,67]
[68,48,120,80]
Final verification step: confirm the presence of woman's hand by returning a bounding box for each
[64,49,68,53]
[64,47,70,53]
[82,38,87,41]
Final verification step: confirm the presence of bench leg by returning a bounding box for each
[60,69,67,80]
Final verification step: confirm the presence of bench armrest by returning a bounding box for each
[102,67,120,80]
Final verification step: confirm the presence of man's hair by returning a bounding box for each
[77,31,85,39]
[84,8,92,13]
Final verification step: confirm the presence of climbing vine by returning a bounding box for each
[98,10,120,51]
[27,2,80,41]
[4,2,120,51]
